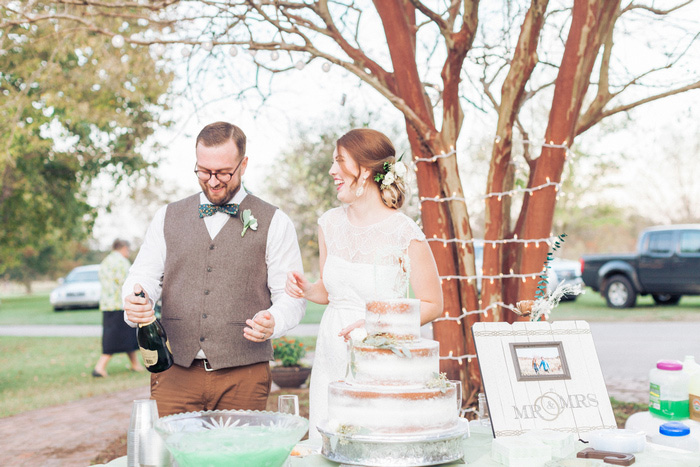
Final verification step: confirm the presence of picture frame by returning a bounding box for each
[509,341,571,382]
[472,320,616,439]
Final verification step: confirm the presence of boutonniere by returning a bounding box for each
[241,209,258,237]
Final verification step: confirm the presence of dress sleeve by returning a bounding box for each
[317,208,336,238]
[398,214,426,251]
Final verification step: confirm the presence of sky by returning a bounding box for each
[90,3,700,250]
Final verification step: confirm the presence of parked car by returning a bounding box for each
[473,241,573,298]
[50,264,101,311]
[580,224,700,308]
[549,258,584,301]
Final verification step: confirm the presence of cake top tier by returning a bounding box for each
[365,298,420,340]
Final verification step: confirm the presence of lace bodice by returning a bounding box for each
[318,206,425,300]
[319,206,425,263]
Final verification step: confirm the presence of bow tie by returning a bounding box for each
[198,203,240,218]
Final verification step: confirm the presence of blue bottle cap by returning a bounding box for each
[659,422,691,437]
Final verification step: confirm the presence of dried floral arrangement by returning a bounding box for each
[515,233,583,321]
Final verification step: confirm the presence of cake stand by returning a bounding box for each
[317,419,470,466]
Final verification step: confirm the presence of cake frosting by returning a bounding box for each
[364,299,420,339]
[323,298,459,436]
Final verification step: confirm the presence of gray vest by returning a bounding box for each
[161,193,277,370]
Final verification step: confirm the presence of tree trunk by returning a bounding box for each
[517,0,620,301]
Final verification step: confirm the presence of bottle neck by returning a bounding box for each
[138,316,157,328]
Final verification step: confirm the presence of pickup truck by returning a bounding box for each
[580,225,700,308]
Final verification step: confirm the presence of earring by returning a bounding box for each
[355,177,367,197]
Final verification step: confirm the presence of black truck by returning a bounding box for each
[580,225,700,308]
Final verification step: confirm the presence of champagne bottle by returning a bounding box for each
[135,291,173,373]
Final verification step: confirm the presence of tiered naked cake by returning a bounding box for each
[319,299,470,466]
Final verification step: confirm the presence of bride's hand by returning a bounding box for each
[339,319,365,342]
[285,271,309,298]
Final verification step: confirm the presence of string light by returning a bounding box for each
[414,139,572,368]
[432,301,522,323]
[482,180,561,200]
[111,35,125,48]
[427,237,557,247]
[439,269,545,282]
[441,353,477,361]
[413,139,571,206]
[414,147,457,163]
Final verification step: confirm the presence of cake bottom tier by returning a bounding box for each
[327,381,459,435]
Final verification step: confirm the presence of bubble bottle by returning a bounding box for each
[649,360,690,420]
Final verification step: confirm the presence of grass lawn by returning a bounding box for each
[0,336,149,418]
[548,289,700,322]
[0,294,102,325]
[0,293,327,326]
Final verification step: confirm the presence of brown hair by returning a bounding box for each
[336,128,405,209]
[112,239,130,251]
[196,121,247,158]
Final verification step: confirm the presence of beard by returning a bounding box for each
[199,179,240,205]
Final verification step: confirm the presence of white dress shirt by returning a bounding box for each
[123,190,306,353]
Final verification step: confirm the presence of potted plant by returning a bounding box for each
[271,337,312,388]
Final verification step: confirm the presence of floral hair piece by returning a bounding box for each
[374,159,407,189]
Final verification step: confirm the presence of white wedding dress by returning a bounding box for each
[307,206,425,439]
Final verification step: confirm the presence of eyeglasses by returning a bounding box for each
[194,157,245,183]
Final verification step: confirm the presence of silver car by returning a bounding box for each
[50,264,101,311]
[473,241,563,296]
[549,258,584,301]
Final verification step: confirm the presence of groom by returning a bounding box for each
[123,121,305,417]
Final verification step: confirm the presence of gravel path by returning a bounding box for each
[0,386,149,466]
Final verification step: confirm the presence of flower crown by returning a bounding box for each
[374,159,407,189]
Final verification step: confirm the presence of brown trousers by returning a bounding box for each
[150,360,271,417]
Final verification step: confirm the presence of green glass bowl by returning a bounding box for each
[155,409,308,467]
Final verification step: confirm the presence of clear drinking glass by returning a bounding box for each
[278,394,299,416]
[128,399,158,467]
[278,395,300,467]
[478,392,491,426]
[449,380,463,415]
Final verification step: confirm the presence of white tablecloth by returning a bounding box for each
[97,423,700,466]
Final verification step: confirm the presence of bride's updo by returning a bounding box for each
[336,129,406,209]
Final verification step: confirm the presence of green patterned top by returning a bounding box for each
[99,251,130,311]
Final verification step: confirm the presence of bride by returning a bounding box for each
[285,128,443,439]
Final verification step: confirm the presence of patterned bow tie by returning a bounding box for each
[198,203,240,218]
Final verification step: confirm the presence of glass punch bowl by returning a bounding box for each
[155,409,309,467]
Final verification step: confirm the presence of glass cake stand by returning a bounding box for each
[317,419,470,466]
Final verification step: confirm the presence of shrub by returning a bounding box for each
[272,337,307,367]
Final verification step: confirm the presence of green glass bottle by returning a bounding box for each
[135,291,173,373]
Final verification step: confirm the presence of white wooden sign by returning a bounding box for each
[472,320,616,440]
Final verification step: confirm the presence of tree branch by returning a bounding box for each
[577,80,700,135]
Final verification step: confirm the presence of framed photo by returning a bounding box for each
[472,321,616,439]
[509,341,571,381]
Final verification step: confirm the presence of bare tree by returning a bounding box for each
[4,0,699,406]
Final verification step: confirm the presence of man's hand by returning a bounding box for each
[124,284,155,324]
[244,310,275,343]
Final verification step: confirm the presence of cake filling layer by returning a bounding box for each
[327,381,458,434]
